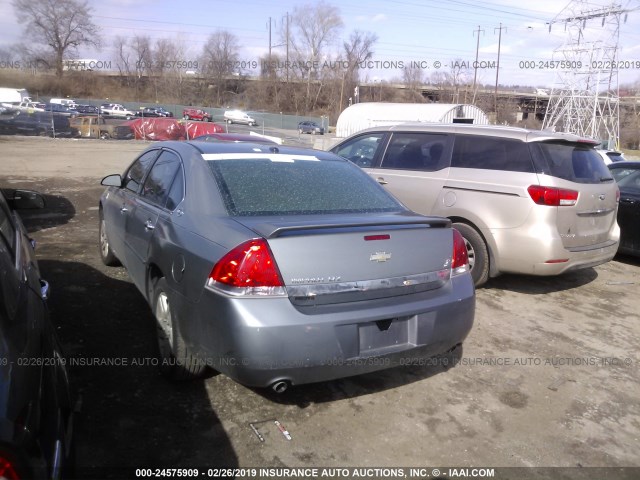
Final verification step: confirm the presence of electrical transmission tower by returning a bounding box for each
[542,1,631,149]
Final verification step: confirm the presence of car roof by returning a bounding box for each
[350,123,599,144]
[155,140,338,161]
[192,133,277,144]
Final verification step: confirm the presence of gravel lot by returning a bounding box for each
[1,135,639,479]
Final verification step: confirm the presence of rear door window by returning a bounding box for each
[531,142,614,184]
[380,132,452,171]
[451,135,535,172]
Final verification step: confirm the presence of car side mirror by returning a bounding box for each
[4,189,46,210]
[101,174,123,187]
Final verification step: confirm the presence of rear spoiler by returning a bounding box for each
[268,218,451,238]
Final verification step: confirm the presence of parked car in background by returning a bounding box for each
[98,141,474,390]
[49,98,78,109]
[223,109,257,126]
[70,115,134,139]
[135,107,162,117]
[597,149,626,165]
[154,107,174,117]
[75,104,100,115]
[608,161,640,257]
[43,103,78,117]
[0,187,74,479]
[331,124,620,286]
[298,121,324,135]
[182,108,211,121]
[100,103,134,119]
[191,133,277,144]
[0,111,74,137]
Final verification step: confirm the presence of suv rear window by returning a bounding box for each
[208,156,402,216]
[531,141,614,184]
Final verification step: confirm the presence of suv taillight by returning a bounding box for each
[527,185,578,206]
[206,239,286,296]
[451,229,469,276]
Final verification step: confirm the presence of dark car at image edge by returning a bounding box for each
[0,188,74,479]
[608,161,640,257]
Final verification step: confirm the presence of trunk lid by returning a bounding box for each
[234,213,454,305]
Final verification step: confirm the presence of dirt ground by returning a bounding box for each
[1,136,639,479]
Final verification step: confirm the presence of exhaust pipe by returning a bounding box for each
[271,381,289,394]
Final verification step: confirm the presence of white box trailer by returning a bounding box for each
[0,87,31,106]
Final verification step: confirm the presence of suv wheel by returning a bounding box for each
[452,222,489,287]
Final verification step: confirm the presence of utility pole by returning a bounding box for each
[285,12,290,83]
[494,23,506,118]
[268,17,272,61]
[472,25,484,104]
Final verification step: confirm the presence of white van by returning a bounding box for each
[331,124,620,286]
[50,98,78,109]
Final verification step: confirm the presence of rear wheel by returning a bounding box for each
[184,114,191,120]
[99,211,119,266]
[204,117,210,122]
[100,131,110,140]
[452,222,489,287]
[154,277,207,380]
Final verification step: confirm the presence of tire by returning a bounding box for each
[184,115,190,120]
[100,131,110,140]
[99,211,119,266]
[204,117,210,122]
[154,277,207,380]
[299,128,303,134]
[452,222,489,287]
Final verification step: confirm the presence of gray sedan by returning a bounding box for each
[99,141,475,390]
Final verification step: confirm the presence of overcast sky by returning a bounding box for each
[1,0,640,88]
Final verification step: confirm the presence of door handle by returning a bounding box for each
[376,177,388,185]
[144,220,155,231]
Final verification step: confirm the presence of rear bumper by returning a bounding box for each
[175,274,475,387]
[488,223,619,276]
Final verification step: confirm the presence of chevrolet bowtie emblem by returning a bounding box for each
[370,252,392,262]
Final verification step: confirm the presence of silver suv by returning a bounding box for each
[330,124,620,286]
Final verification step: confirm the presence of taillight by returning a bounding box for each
[527,185,578,206]
[451,229,469,276]
[206,238,286,296]
[0,454,21,480]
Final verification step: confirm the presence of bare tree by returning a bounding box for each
[112,35,152,99]
[290,1,343,110]
[12,0,100,77]
[340,30,377,110]
[201,30,240,106]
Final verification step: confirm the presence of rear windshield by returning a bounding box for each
[531,141,614,184]
[208,156,402,216]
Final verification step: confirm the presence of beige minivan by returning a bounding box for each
[330,124,620,286]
